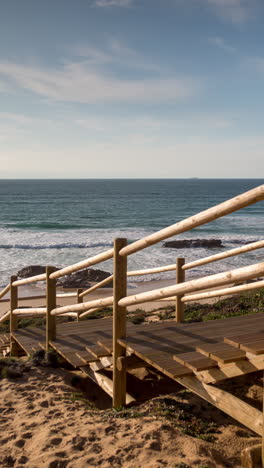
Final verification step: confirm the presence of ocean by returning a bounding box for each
[0,179,263,288]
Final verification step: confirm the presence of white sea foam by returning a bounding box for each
[0,226,263,287]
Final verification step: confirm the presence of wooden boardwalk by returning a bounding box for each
[4,311,264,436]
[9,312,264,382]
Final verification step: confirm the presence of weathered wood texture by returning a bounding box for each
[113,238,127,408]
[0,283,10,300]
[46,266,57,350]
[175,257,185,322]
[79,276,113,298]
[119,261,264,307]
[10,275,18,356]
[51,295,113,315]
[182,279,264,303]
[13,274,46,286]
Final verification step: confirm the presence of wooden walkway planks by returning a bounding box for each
[10,312,264,380]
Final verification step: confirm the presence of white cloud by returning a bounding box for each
[93,0,131,7]
[73,39,161,72]
[209,36,236,53]
[0,59,198,104]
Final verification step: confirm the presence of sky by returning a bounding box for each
[0,0,264,178]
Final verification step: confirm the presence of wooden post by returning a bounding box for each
[113,238,127,408]
[77,288,83,322]
[176,257,185,322]
[46,266,57,351]
[10,275,18,356]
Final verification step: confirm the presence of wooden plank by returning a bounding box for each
[225,332,264,348]
[240,341,264,355]
[97,339,113,354]
[85,345,111,359]
[197,355,264,384]
[196,342,246,364]
[49,341,84,368]
[75,350,98,363]
[173,351,217,372]
[119,338,192,378]
[175,374,263,436]
[90,360,111,371]
[80,366,135,405]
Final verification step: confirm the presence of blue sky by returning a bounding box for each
[0,0,263,178]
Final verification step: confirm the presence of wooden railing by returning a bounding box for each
[0,184,264,403]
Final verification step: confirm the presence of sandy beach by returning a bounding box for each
[0,357,262,468]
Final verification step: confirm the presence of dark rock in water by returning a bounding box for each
[17,265,112,289]
[163,239,223,249]
[17,265,59,278]
[57,268,112,289]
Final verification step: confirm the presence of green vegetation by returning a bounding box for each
[151,397,218,442]
[70,392,97,410]
[184,287,264,323]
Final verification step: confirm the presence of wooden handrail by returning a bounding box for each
[79,275,113,298]
[49,248,114,280]
[119,185,264,257]
[118,261,264,307]
[183,239,264,271]
[50,295,113,315]
[13,274,46,286]
[182,279,264,302]
[127,264,176,276]
[0,310,10,323]
[79,307,103,319]
[12,308,46,315]
[0,283,10,300]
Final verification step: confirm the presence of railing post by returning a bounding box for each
[113,238,127,408]
[175,257,185,322]
[10,275,18,356]
[46,266,57,351]
[77,288,83,322]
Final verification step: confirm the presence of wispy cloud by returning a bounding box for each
[73,39,161,72]
[0,42,200,104]
[93,0,131,7]
[209,36,236,53]
[205,0,251,23]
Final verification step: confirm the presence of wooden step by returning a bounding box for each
[196,342,246,364]
[173,351,217,372]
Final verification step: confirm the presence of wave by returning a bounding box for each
[1,223,93,230]
[0,241,113,250]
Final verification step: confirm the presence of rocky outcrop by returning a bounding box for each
[57,268,112,289]
[17,265,54,278]
[163,239,223,249]
[17,265,112,289]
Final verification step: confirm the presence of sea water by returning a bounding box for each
[0,179,263,287]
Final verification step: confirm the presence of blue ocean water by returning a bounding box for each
[0,179,263,286]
